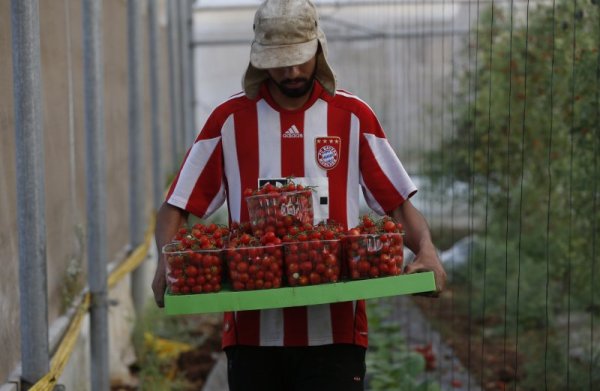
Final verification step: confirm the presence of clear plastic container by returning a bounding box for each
[343,233,404,279]
[223,243,283,291]
[283,239,342,286]
[163,243,223,294]
[246,190,314,236]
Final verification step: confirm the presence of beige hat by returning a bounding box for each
[242,0,337,99]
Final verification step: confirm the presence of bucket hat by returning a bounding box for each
[242,0,337,98]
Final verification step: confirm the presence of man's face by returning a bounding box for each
[267,55,318,98]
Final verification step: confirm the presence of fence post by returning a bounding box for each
[148,0,163,211]
[168,0,183,170]
[179,0,194,147]
[128,0,147,316]
[187,0,197,134]
[82,0,110,390]
[10,0,50,388]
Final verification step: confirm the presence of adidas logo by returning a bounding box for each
[282,125,303,138]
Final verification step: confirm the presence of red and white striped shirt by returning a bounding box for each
[167,82,417,348]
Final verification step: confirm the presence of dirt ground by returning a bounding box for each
[176,333,222,389]
[413,290,520,391]
[114,288,521,391]
[111,315,223,391]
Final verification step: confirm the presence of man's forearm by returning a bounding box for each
[155,202,189,257]
[390,199,446,292]
[390,200,434,254]
[152,202,189,307]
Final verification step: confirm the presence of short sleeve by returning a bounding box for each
[358,110,417,215]
[166,113,227,218]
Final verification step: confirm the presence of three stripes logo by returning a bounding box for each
[282,125,303,139]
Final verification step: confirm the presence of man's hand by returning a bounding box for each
[404,244,447,295]
[152,257,167,307]
[153,202,189,308]
[390,200,447,295]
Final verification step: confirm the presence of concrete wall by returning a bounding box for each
[0,0,173,384]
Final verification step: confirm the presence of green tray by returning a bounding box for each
[164,272,435,315]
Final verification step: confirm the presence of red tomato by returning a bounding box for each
[236,262,249,273]
[192,285,203,294]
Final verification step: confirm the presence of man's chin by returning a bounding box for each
[279,82,313,98]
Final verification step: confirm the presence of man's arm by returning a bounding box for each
[152,202,189,307]
[390,200,447,294]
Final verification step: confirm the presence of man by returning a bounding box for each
[152,0,446,389]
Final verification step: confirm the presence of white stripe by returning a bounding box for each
[346,114,361,228]
[360,175,385,215]
[303,99,329,179]
[221,114,242,221]
[363,133,417,200]
[257,100,281,179]
[204,181,226,217]
[167,137,221,210]
[336,90,377,116]
[307,304,333,345]
[259,309,284,346]
[303,99,330,224]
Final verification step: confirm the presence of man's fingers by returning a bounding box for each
[405,263,445,295]
[152,276,166,308]
[152,286,165,308]
[404,262,431,275]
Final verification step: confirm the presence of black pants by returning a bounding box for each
[225,344,366,391]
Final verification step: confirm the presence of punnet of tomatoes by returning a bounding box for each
[283,221,345,286]
[244,181,314,238]
[170,222,230,250]
[163,223,228,295]
[344,215,405,280]
[223,230,284,291]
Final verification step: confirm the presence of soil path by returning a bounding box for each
[391,296,481,391]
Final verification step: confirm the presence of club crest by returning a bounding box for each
[315,136,341,170]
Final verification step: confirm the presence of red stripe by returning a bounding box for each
[330,302,355,344]
[327,106,350,229]
[280,112,305,178]
[283,307,308,345]
[234,310,261,345]
[359,135,404,212]
[185,141,223,217]
[234,107,259,222]
[354,300,368,347]
[222,312,237,348]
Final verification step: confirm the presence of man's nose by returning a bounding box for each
[283,65,302,79]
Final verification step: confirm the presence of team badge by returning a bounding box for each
[315,136,341,170]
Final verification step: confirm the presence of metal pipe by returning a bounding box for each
[187,0,197,135]
[10,0,49,388]
[179,0,194,146]
[194,0,541,12]
[190,28,471,47]
[148,0,162,210]
[168,0,182,170]
[81,1,109,390]
[128,0,146,316]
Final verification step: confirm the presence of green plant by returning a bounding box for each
[366,298,440,391]
[131,305,197,390]
[60,224,85,313]
[430,0,600,388]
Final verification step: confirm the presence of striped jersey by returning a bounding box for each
[166,81,417,348]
